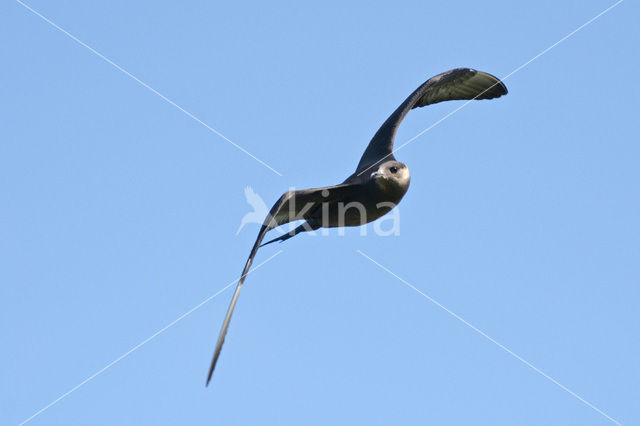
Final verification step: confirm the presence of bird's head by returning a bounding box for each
[370,161,411,194]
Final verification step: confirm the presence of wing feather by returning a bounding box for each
[356,68,507,174]
[205,183,357,384]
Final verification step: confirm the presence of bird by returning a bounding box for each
[235,186,270,235]
[206,68,508,385]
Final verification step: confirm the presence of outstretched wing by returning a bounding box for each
[206,182,359,385]
[356,68,507,174]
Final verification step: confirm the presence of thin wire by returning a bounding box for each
[357,250,622,426]
[17,250,284,426]
[14,0,283,177]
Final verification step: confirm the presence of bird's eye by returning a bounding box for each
[389,166,398,174]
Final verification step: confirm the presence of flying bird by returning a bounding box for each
[206,68,508,385]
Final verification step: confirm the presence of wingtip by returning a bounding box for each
[491,74,509,98]
[472,69,508,99]
[205,361,215,387]
[495,77,508,97]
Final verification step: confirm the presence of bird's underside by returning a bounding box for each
[206,67,508,385]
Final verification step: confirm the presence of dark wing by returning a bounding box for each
[356,68,507,174]
[206,183,358,385]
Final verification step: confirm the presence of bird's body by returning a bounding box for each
[287,162,410,231]
[206,68,508,385]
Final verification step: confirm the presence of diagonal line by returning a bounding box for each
[14,0,283,177]
[357,0,624,177]
[17,250,284,426]
[396,0,624,153]
[356,250,622,426]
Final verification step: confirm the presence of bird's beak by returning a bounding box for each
[370,171,383,179]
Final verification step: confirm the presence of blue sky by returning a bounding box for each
[2,1,638,425]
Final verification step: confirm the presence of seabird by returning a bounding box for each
[206,68,507,385]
